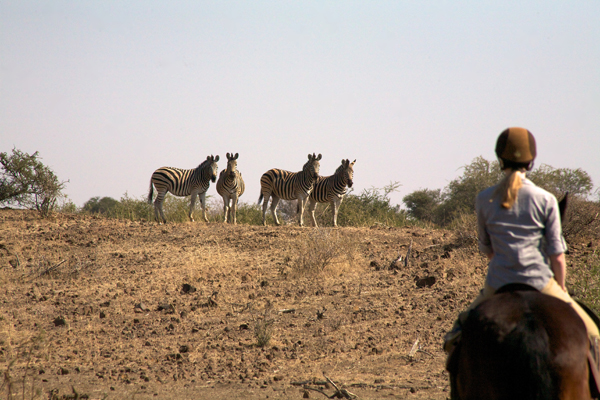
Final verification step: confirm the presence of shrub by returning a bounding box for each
[336,183,408,227]
[402,157,597,228]
[289,228,357,276]
[253,309,274,347]
[528,164,593,198]
[82,196,119,215]
[436,157,503,225]
[569,250,600,315]
[562,197,600,240]
[403,189,442,223]
[112,193,153,221]
[234,202,264,225]
[0,148,67,217]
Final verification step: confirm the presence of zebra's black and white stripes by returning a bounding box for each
[216,152,245,224]
[307,159,355,227]
[258,153,322,226]
[148,155,220,223]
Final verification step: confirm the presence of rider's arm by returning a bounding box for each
[550,253,567,292]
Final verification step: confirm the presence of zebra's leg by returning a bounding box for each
[270,196,281,226]
[332,197,343,228]
[222,194,230,223]
[261,192,270,226]
[307,198,318,227]
[189,192,198,222]
[199,192,209,222]
[231,193,239,225]
[297,194,308,227]
[154,191,166,224]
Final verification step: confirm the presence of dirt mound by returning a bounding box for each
[0,209,500,399]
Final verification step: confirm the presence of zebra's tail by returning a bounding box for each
[258,193,264,205]
[148,181,154,204]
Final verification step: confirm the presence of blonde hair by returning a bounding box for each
[497,170,525,209]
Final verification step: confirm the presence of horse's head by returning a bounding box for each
[558,192,568,225]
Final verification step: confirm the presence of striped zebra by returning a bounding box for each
[307,159,355,227]
[148,155,220,224]
[258,153,322,226]
[216,152,245,224]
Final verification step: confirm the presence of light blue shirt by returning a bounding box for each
[476,178,568,291]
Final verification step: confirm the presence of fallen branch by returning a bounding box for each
[302,376,358,399]
[417,349,434,358]
[29,259,66,280]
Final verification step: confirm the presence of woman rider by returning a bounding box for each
[443,127,600,368]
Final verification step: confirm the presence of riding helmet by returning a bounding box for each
[495,127,536,168]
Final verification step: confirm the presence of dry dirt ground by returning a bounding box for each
[3,208,591,400]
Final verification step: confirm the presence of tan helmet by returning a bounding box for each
[495,127,536,168]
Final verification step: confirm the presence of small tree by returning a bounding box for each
[528,164,593,198]
[436,157,503,225]
[82,196,120,215]
[403,188,442,223]
[0,148,67,216]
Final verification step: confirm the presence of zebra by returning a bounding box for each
[307,159,355,227]
[148,155,220,224]
[258,153,322,226]
[216,152,245,224]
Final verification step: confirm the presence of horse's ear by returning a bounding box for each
[558,192,568,224]
[234,153,239,160]
[214,155,220,162]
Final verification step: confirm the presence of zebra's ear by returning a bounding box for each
[316,154,322,161]
[226,153,230,160]
[214,155,220,162]
[234,153,239,160]
[308,153,312,160]
[352,159,356,165]
[207,155,211,161]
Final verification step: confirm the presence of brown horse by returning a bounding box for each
[447,286,592,400]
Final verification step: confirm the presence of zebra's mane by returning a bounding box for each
[334,164,345,174]
[197,159,212,169]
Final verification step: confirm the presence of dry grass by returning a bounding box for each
[287,228,360,278]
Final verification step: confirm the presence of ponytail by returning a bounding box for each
[498,170,524,209]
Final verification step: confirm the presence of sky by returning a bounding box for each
[1,1,599,209]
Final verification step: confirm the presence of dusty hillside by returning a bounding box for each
[0,209,502,399]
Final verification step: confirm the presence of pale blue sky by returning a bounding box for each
[2,1,599,208]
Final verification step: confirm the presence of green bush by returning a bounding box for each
[528,164,593,198]
[402,157,596,228]
[234,202,264,225]
[82,196,119,215]
[335,183,409,227]
[403,189,442,224]
[0,148,67,217]
[111,193,153,221]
